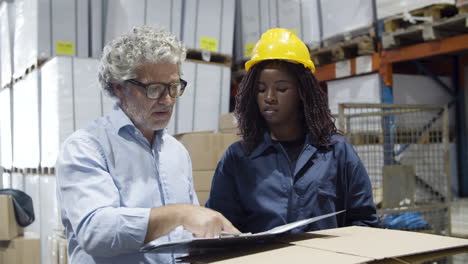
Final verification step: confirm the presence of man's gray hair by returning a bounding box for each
[98,25,187,98]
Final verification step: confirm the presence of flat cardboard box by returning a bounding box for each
[0,195,23,240]
[181,226,468,263]
[176,132,239,171]
[193,170,215,192]
[0,233,41,264]
[219,113,237,131]
[196,191,210,207]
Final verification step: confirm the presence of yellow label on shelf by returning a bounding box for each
[244,42,255,57]
[56,41,75,55]
[200,36,218,52]
[290,29,297,35]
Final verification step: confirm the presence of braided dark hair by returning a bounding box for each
[235,60,340,152]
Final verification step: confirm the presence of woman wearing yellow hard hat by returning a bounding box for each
[206,28,377,233]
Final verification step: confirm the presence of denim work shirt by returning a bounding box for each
[56,105,197,264]
[206,133,378,233]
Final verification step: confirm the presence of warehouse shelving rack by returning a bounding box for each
[315,31,468,198]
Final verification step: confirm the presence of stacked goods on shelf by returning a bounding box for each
[183,0,235,64]
[310,0,376,66]
[219,112,238,134]
[0,1,15,88]
[377,0,456,20]
[234,0,321,64]
[13,0,90,79]
[0,88,13,170]
[175,61,231,134]
[104,0,183,44]
[176,132,239,205]
[379,1,468,49]
[12,70,40,169]
[41,57,101,168]
[0,194,40,264]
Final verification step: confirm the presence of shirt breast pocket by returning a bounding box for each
[317,185,337,212]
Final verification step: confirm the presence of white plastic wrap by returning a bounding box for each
[0,1,15,88]
[320,0,374,40]
[90,0,103,58]
[13,70,40,168]
[393,74,455,131]
[182,0,235,55]
[176,62,231,134]
[40,175,59,264]
[41,57,101,168]
[0,87,13,168]
[176,62,197,134]
[10,172,24,191]
[327,73,381,132]
[1,171,11,188]
[236,0,321,62]
[24,173,41,234]
[193,64,222,131]
[377,0,455,20]
[327,73,381,114]
[104,0,145,45]
[73,58,102,130]
[13,0,89,78]
[146,0,183,40]
[41,57,74,168]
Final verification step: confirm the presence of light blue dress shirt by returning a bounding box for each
[56,105,198,264]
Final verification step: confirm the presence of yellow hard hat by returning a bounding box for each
[245,28,315,73]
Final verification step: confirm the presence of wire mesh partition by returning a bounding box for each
[338,103,451,235]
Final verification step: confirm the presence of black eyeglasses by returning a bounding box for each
[125,79,187,99]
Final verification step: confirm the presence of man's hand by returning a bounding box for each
[144,204,240,243]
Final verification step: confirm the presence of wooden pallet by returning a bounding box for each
[186,49,232,67]
[322,25,376,47]
[13,59,47,83]
[384,4,460,33]
[310,35,376,66]
[382,12,468,49]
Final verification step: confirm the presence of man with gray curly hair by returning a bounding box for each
[56,25,238,264]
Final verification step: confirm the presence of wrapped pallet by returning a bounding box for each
[104,0,183,44]
[235,0,321,62]
[0,87,13,169]
[176,61,231,134]
[320,0,374,41]
[13,0,89,78]
[182,0,235,55]
[377,0,455,20]
[41,57,101,168]
[0,1,15,88]
[12,70,40,169]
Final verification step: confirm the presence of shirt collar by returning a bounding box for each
[249,132,337,158]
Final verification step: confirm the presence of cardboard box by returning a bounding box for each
[182,226,468,263]
[176,132,239,170]
[219,113,238,132]
[193,170,215,192]
[0,195,24,240]
[0,233,40,264]
[196,191,210,207]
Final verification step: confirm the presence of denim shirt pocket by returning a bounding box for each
[317,184,337,212]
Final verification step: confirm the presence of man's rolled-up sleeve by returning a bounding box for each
[56,135,150,257]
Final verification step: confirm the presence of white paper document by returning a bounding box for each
[141,210,345,253]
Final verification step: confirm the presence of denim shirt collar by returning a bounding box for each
[250,131,337,159]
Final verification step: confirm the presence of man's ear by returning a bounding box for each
[112,83,124,98]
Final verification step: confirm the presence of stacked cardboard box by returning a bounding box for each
[219,112,238,134]
[176,132,240,205]
[0,195,40,264]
